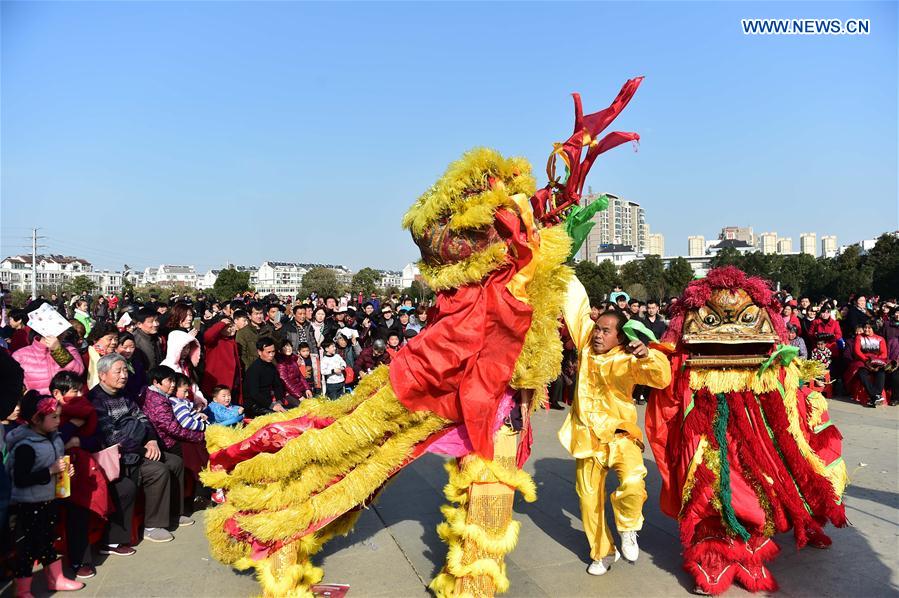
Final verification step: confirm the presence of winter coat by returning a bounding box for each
[236,321,277,371]
[808,317,843,354]
[373,318,403,343]
[275,354,312,399]
[123,355,147,403]
[89,384,158,466]
[60,393,99,445]
[206,402,243,426]
[789,336,808,359]
[337,343,360,371]
[638,315,669,342]
[74,309,94,337]
[853,334,887,364]
[0,351,24,437]
[844,305,870,335]
[13,339,85,395]
[298,354,321,391]
[243,359,285,417]
[201,321,243,404]
[161,330,206,405]
[888,337,899,362]
[281,318,319,356]
[132,328,164,371]
[58,394,111,515]
[140,386,205,450]
[883,320,899,345]
[5,426,65,503]
[354,346,391,376]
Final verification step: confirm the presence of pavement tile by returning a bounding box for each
[34,399,896,597]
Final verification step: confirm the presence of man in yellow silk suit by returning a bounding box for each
[559,276,671,575]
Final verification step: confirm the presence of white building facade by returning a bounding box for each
[379,270,402,290]
[0,254,124,295]
[254,262,351,297]
[401,263,421,289]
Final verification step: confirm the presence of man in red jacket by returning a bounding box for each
[201,316,243,405]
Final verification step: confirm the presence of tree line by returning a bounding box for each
[574,233,899,306]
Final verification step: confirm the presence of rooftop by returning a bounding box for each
[598,244,638,254]
[711,239,753,250]
[2,254,91,265]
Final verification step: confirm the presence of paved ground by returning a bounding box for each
[14,396,899,598]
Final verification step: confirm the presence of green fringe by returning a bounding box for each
[714,393,751,541]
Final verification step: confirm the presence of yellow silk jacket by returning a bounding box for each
[558,275,671,459]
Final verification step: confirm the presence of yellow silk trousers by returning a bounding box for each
[575,434,647,560]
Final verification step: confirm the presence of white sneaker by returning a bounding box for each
[587,549,620,575]
[621,531,639,562]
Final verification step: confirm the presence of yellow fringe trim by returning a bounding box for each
[255,552,322,598]
[777,367,848,499]
[446,188,518,232]
[402,148,535,238]
[418,242,508,291]
[430,453,533,597]
[235,411,448,542]
[511,226,571,390]
[441,459,537,505]
[204,367,389,455]
[204,502,251,566]
[224,445,374,512]
[678,436,708,518]
[437,505,522,555]
[688,367,783,395]
[805,390,829,430]
[796,358,829,384]
[207,381,416,489]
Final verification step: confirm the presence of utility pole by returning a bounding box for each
[30,227,47,300]
[31,228,38,300]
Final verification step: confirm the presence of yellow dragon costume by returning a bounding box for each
[201,77,644,597]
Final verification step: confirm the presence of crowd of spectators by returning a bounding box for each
[0,282,896,590]
[0,287,427,590]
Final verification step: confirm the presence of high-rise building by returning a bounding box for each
[800,233,816,256]
[757,232,777,255]
[719,226,754,246]
[776,237,793,254]
[688,236,706,257]
[580,193,648,260]
[647,233,665,257]
[821,235,838,258]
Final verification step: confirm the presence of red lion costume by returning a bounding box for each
[646,267,848,594]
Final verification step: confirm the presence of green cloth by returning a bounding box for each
[757,344,799,377]
[622,318,658,344]
[564,195,609,261]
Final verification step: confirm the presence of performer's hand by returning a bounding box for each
[626,340,649,358]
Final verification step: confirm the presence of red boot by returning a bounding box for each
[15,577,34,598]
[45,560,84,591]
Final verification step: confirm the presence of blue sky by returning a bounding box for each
[2,1,896,273]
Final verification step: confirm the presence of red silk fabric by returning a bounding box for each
[390,209,534,460]
[209,414,335,472]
